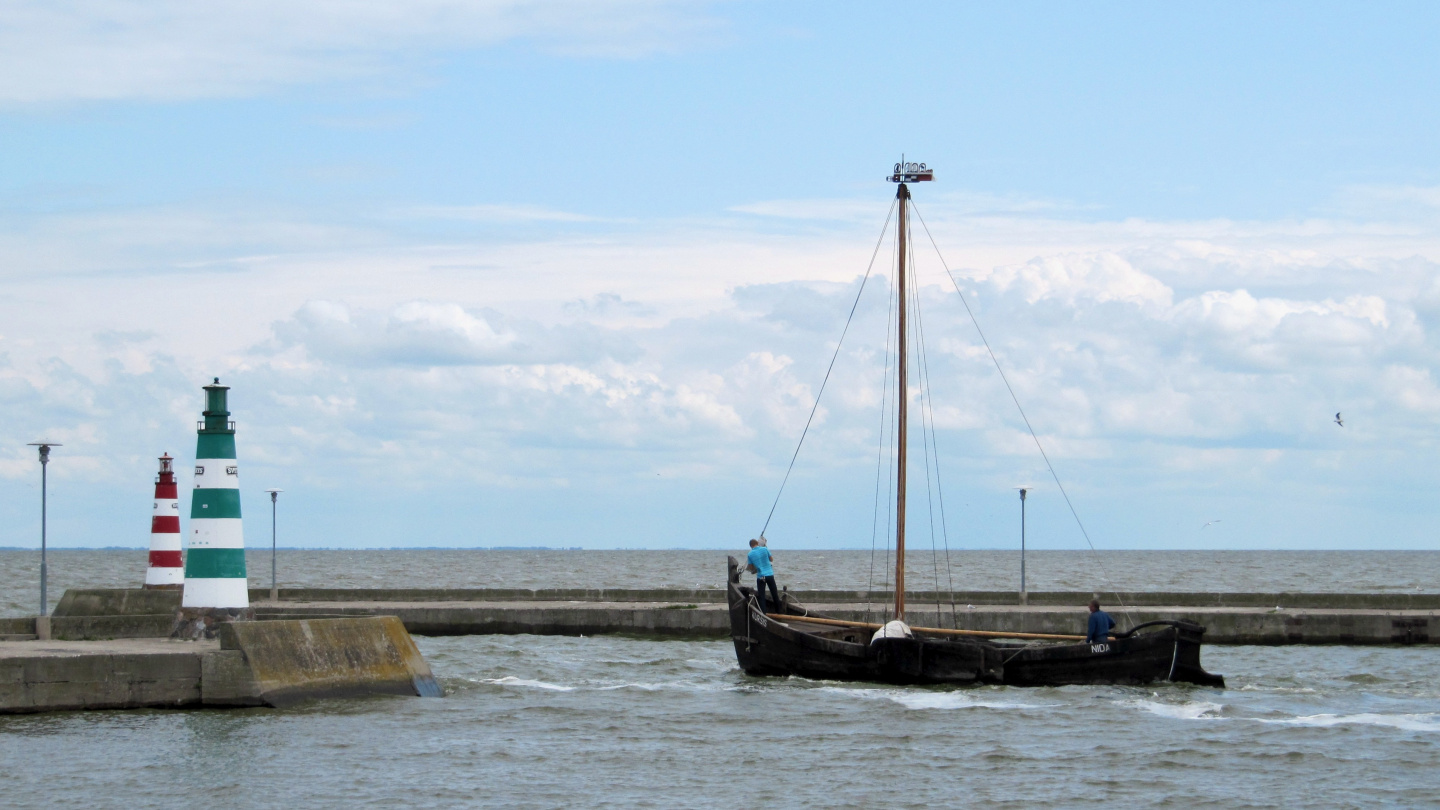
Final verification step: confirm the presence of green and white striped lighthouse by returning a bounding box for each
[181,378,248,609]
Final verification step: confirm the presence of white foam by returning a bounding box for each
[1126,699,1224,720]
[477,676,575,692]
[1259,713,1440,732]
[592,681,724,693]
[1236,684,1318,694]
[819,686,1042,711]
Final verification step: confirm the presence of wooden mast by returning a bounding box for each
[885,159,930,623]
[894,180,909,622]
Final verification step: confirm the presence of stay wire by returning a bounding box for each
[908,251,945,628]
[882,219,900,621]
[759,198,898,539]
[908,235,960,628]
[866,206,900,624]
[910,202,1132,621]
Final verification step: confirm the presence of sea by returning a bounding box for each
[1,549,1437,808]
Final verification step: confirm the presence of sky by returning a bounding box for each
[2,1,1440,552]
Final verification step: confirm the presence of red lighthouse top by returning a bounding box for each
[156,453,175,486]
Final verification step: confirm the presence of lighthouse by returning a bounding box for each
[143,453,183,589]
[181,378,249,611]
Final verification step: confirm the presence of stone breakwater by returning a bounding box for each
[10,587,1433,646]
[0,616,441,714]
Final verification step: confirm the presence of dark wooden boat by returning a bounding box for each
[727,558,1223,687]
[729,162,1224,689]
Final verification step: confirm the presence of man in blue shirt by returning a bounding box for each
[747,538,779,615]
[1086,600,1115,643]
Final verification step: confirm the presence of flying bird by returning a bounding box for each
[1201,520,1221,529]
[1335,412,1344,427]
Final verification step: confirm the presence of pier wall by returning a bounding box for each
[0,639,203,713]
[252,602,1434,645]
[252,588,1440,610]
[49,587,1440,614]
[0,617,442,714]
[37,588,1440,646]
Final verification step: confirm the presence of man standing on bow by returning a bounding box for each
[748,538,779,615]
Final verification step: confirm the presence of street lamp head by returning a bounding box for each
[27,441,62,463]
[264,488,283,502]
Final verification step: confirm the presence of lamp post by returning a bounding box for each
[1017,487,1028,605]
[27,442,61,616]
[263,489,283,601]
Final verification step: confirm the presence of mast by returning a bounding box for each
[886,159,932,623]
[894,180,909,621]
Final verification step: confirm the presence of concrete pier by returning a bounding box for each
[0,617,442,714]
[31,587,1439,645]
[251,599,1435,645]
[0,638,211,713]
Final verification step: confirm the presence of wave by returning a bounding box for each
[475,676,576,692]
[591,681,732,693]
[1258,713,1440,732]
[1123,699,1440,733]
[1124,699,1225,720]
[1235,684,1318,694]
[472,676,742,694]
[819,686,1046,711]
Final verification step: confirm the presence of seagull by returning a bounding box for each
[1201,520,1221,529]
[1335,412,1344,427]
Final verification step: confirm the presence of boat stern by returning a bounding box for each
[1170,620,1226,688]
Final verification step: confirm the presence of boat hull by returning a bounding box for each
[726,558,1223,688]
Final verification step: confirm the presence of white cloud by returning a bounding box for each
[0,0,721,102]
[4,191,1440,547]
[983,252,1174,310]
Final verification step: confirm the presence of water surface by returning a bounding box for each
[0,637,1435,808]
[3,548,1437,617]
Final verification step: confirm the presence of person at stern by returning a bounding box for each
[1086,600,1116,644]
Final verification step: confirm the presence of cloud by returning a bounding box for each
[4,189,1440,547]
[0,0,722,103]
[272,299,643,368]
[983,252,1174,310]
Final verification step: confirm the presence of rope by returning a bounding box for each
[759,199,898,538]
[865,220,899,625]
[907,235,960,629]
[910,202,1133,623]
[880,216,902,623]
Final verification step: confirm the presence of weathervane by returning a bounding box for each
[887,158,934,183]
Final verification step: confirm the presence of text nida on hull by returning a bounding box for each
[726,160,1223,688]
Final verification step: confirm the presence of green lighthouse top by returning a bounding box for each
[200,377,235,435]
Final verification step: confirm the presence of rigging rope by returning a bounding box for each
[759,199,898,539]
[866,204,899,624]
[880,211,901,622]
[910,202,1133,622]
[907,233,960,629]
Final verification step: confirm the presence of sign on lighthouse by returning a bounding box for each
[181,378,248,609]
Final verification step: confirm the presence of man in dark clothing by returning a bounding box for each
[1086,600,1116,643]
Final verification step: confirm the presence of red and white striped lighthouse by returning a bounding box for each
[144,453,183,589]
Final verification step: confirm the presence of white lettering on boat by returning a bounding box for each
[1091,643,1110,654]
